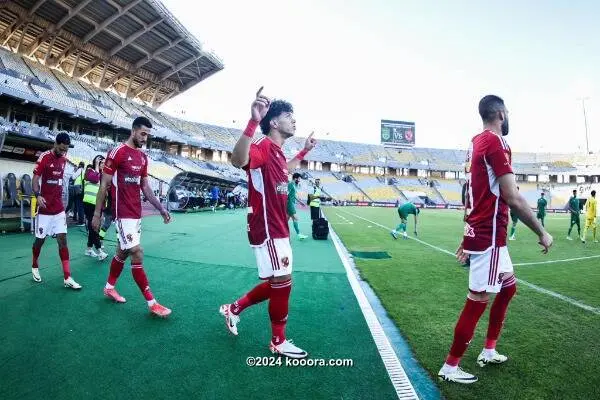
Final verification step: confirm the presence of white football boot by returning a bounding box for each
[477,349,508,367]
[219,304,240,335]
[438,366,478,384]
[269,339,308,359]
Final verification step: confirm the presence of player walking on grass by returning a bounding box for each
[390,201,419,239]
[92,117,172,317]
[438,95,553,384]
[220,88,316,358]
[567,189,581,240]
[581,190,597,243]
[31,132,82,289]
[536,192,547,227]
[288,172,308,240]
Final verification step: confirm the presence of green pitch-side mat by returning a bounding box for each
[0,210,403,400]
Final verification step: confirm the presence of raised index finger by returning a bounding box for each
[256,86,264,98]
[307,131,315,139]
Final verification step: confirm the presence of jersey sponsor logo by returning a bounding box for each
[46,179,60,185]
[124,175,141,184]
[464,223,475,237]
[52,170,61,176]
[276,182,288,195]
[131,165,142,171]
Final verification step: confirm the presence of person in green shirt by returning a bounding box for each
[390,201,420,239]
[509,186,520,240]
[536,192,548,227]
[287,173,307,240]
[567,189,581,240]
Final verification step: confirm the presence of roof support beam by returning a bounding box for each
[43,34,57,64]
[69,51,81,77]
[101,69,129,89]
[16,23,31,53]
[149,83,162,106]
[98,62,109,86]
[131,81,152,97]
[134,37,183,69]
[1,18,27,46]
[109,18,162,57]
[82,0,142,43]
[79,58,102,79]
[28,0,47,17]
[160,56,201,81]
[27,30,52,57]
[55,0,93,31]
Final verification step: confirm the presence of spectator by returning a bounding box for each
[82,155,107,260]
[210,184,220,212]
[72,161,85,226]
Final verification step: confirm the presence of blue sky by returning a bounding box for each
[159,0,599,153]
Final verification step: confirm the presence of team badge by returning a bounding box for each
[464,223,475,238]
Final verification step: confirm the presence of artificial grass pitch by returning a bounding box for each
[350,251,392,259]
[0,210,399,400]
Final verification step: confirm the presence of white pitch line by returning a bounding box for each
[336,209,600,316]
[514,254,600,266]
[335,213,354,224]
[330,227,419,399]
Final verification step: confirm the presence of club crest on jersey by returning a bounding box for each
[464,223,475,237]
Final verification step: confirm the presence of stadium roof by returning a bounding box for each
[0,0,223,106]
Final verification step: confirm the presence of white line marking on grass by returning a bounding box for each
[516,280,600,315]
[329,227,419,399]
[337,209,600,316]
[335,213,354,224]
[514,254,600,266]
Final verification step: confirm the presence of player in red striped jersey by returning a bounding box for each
[92,117,172,318]
[438,95,553,384]
[220,88,316,358]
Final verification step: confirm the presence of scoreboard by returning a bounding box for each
[380,120,415,148]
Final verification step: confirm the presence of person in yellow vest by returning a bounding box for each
[308,178,323,220]
[73,161,86,226]
[83,155,108,260]
[581,190,597,244]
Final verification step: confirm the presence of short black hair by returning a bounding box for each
[573,189,577,195]
[292,172,301,179]
[541,192,545,195]
[55,132,71,145]
[478,95,505,123]
[592,190,596,196]
[132,116,152,129]
[259,100,293,135]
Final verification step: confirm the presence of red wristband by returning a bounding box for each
[295,149,309,161]
[243,119,259,138]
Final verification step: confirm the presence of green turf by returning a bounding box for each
[0,211,398,400]
[325,207,600,400]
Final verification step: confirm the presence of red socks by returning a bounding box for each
[107,256,125,286]
[32,245,41,268]
[231,281,271,315]
[131,264,154,301]
[446,297,488,366]
[485,276,517,349]
[59,247,70,279]
[269,279,292,345]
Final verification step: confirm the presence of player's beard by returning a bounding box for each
[133,137,144,148]
[501,118,509,136]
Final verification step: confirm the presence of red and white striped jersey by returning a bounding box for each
[244,136,290,246]
[103,144,148,220]
[463,130,513,253]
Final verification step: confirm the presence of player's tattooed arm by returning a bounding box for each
[499,173,553,253]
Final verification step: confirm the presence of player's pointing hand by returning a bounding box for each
[251,86,270,122]
[304,131,317,151]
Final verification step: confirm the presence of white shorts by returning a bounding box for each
[115,218,142,250]
[469,246,514,293]
[35,212,67,239]
[254,238,293,279]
